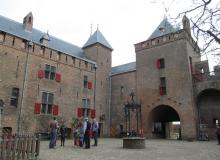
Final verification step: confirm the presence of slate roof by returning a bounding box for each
[148,17,179,40]
[0,15,96,64]
[111,62,136,75]
[83,29,113,50]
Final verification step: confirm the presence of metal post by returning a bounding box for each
[136,108,139,135]
[0,99,4,142]
[17,41,32,134]
[128,109,130,134]
[140,105,142,133]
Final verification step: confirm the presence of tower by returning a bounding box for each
[134,17,199,140]
[83,29,113,136]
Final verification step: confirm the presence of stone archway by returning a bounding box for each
[197,89,220,139]
[148,105,181,139]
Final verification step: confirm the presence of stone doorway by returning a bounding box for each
[149,105,181,139]
[197,89,220,139]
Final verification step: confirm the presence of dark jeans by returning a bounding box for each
[93,131,98,146]
[61,135,65,146]
[49,131,57,148]
[84,131,90,148]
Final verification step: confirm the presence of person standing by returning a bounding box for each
[73,125,78,146]
[92,118,99,146]
[78,122,84,147]
[60,122,66,146]
[83,117,91,149]
[49,117,58,149]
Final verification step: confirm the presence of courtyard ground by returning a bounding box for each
[39,138,220,160]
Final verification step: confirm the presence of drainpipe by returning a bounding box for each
[17,41,32,134]
[94,64,97,110]
[108,74,112,137]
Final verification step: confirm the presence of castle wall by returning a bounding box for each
[110,71,136,137]
[0,32,95,134]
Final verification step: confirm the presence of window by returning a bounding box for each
[50,50,53,58]
[40,46,45,55]
[120,86,124,98]
[213,118,219,126]
[45,64,56,80]
[157,58,165,69]
[84,75,88,88]
[72,57,75,65]
[159,77,166,95]
[82,98,91,108]
[85,61,88,68]
[57,52,61,61]
[12,37,15,46]
[41,92,54,114]
[32,44,35,52]
[189,56,193,73]
[10,88,19,107]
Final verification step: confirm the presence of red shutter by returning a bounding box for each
[156,59,160,69]
[34,103,41,114]
[55,73,61,82]
[88,82,92,89]
[38,70,45,79]
[53,105,59,115]
[91,109,96,119]
[77,108,83,117]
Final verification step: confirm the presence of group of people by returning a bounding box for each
[73,117,99,149]
[49,117,99,149]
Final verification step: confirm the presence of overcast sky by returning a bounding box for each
[1,0,205,67]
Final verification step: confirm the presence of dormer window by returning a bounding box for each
[159,27,165,32]
[40,34,50,46]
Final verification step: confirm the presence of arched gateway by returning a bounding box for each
[197,89,220,139]
[148,105,181,139]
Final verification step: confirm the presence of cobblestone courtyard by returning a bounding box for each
[39,138,220,160]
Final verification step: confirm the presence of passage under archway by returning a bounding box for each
[149,105,181,139]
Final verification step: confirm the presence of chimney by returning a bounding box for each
[182,15,191,36]
[23,12,33,31]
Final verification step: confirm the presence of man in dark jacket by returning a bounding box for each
[60,122,66,146]
[83,117,91,149]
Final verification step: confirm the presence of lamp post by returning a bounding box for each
[0,99,4,141]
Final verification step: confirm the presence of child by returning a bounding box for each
[78,122,84,147]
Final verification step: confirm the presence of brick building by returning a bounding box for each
[0,12,112,137]
[0,13,220,140]
[111,16,220,140]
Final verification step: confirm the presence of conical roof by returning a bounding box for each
[148,17,178,40]
[83,29,113,50]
